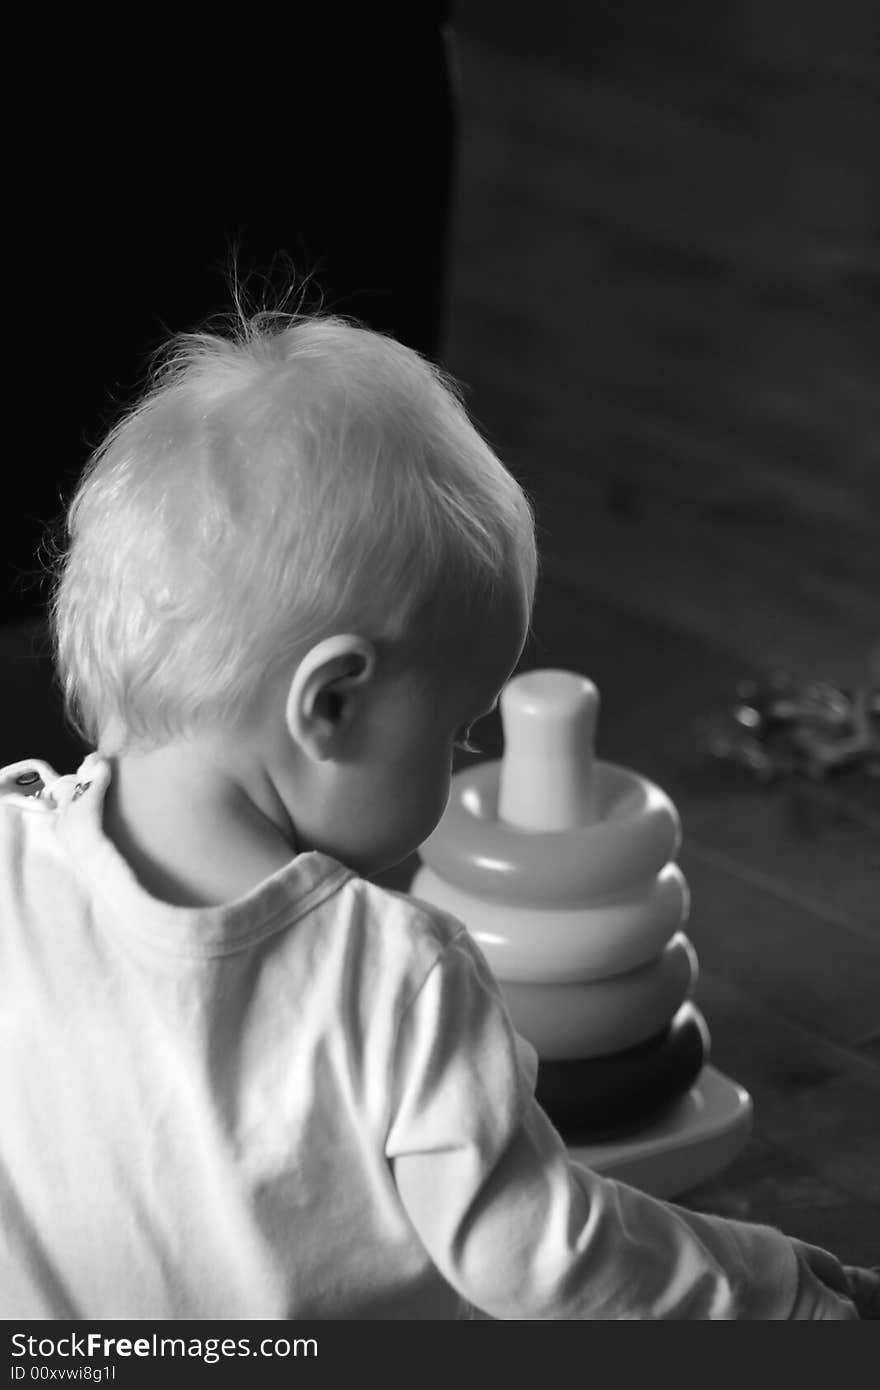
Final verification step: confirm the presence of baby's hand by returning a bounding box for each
[790,1239,858,1319]
[842,1265,880,1320]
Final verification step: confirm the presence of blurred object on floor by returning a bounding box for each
[703,658,880,783]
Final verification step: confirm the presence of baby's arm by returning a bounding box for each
[387,928,859,1320]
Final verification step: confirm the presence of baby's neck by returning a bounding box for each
[100,742,299,908]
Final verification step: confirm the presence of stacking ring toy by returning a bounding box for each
[411,859,690,983]
[535,1002,710,1139]
[500,932,698,1060]
[413,669,730,1160]
[418,759,681,908]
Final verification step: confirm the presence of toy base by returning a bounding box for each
[566,1066,752,1199]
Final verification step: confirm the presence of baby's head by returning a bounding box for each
[51,310,537,872]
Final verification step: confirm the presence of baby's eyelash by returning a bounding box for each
[455,727,482,754]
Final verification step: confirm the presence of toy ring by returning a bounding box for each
[535,1001,709,1138]
[410,860,690,983]
[418,759,681,908]
[499,931,698,1060]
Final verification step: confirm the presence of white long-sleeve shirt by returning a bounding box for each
[0,755,845,1318]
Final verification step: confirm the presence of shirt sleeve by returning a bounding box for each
[384,926,841,1320]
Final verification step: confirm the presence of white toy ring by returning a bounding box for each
[418,759,680,907]
[499,932,698,1061]
[410,861,689,983]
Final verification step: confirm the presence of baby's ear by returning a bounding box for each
[284,635,376,760]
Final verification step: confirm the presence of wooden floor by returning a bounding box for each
[2,0,878,1274]
[431,0,880,1264]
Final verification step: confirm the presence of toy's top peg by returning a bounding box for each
[497,670,601,832]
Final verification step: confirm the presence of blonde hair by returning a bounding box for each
[50,310,538,751]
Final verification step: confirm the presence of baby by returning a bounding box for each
[1,308,876,1319]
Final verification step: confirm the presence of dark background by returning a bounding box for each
[3,1,879,1269]
[6,2,455,624]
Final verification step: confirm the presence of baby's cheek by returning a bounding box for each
[429,764,454,830]
[405,756,449,833]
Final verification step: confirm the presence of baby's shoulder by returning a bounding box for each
[0,761,66,854]
[340,873,471,977]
